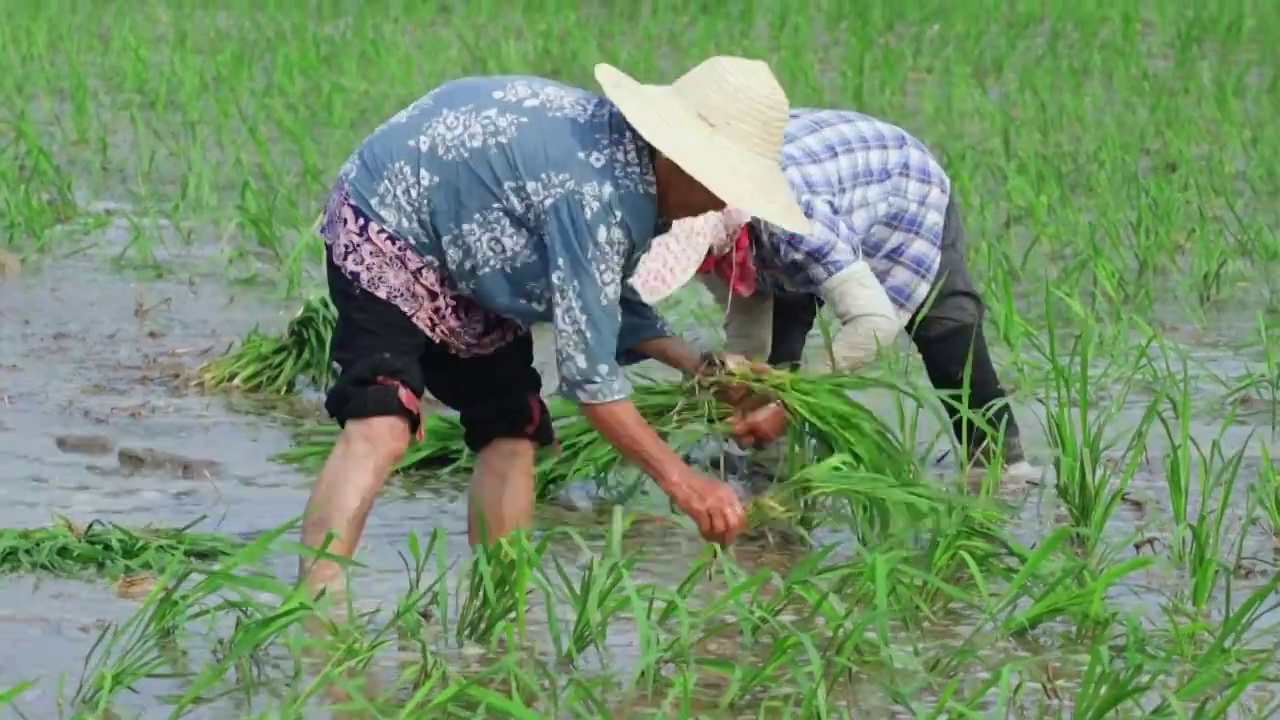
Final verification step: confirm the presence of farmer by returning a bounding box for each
[695,108,1030,472]
[299,57,808,596]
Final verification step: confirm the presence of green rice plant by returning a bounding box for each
[1147,573,1280,717]
[197,295,336,394]
[0,516,240,579]
[744,372,921,481]
[0,683,31,711]
[985,526,1152,639]
[275,370,920,529]
[11,503,1255,719]
[1213,311,1280,434]
[908,497,1026,619]
[66,521,305,715]
[755,454,938,539]
[543,508,641,665]
[1035,285,1163,557]
[455,531,551,647]
[1156,356,1251,618]
[6,0,1280,716]
[1063,619,1159,719]
[1248,444,1280,545]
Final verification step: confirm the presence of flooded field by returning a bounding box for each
[4,1,1280,718]
[3,217,1279,718]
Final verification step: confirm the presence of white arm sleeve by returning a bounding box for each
[817,261,905,370]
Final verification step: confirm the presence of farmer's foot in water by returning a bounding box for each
[969,435,1042,483]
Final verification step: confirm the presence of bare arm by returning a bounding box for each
[578,398,689,494]
[631,335,704,377]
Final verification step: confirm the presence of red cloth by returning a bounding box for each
[696,226,757,297]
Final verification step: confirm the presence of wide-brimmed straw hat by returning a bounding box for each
[596,56,809,304]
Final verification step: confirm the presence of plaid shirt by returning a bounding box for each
[752,109,949,316]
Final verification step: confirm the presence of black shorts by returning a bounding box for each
[323,254,555,454]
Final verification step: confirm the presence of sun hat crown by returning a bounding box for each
[665,56,790,166]
[594,55,810,304]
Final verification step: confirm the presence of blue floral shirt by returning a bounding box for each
[334,77,671,404]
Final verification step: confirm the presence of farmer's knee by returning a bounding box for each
[943,295,983,327]
[325,352,427,436]
[340,416,413,462]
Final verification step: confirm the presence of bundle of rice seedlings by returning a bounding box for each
[746,453,939,535]
[0,516,241,578]
[274,368,922,511]
[197,295,337,394]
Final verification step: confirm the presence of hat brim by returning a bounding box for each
[595,63,810,236]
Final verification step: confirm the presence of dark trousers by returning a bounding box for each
[768,198,1021,462]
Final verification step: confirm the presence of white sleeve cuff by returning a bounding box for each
[817,261,905,369]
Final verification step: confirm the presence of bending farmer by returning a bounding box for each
[696,109,1029,471]
[300,57,807,595]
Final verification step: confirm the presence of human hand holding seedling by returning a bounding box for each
[664,465,748,545]
[695,351,790,447]
[727,401,787,449]
[695,351,771,405]
[578,396,747,545]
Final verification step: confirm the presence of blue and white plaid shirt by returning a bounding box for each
[752,109,949,316]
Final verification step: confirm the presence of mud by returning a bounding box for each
[1,216,1277,716]
[116,446,222,479]
[0,251,18,280]
[54,434,115,455]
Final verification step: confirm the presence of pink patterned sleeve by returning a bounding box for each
[661,208,750,256]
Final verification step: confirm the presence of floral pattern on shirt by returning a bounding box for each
[410,106,528,160]
[322,187,524,357]
[368,161,439,239]
[334,76,670,404]
[491,80,597,121]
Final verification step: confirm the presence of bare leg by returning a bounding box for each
[299,416,411,597]
[467,437,537,546]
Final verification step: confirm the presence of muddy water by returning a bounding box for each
[1,223,1276,716]
[0,233,714,714]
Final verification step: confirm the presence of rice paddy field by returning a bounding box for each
[2,0,1279,717]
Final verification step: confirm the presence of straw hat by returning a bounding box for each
[596,56,810,303]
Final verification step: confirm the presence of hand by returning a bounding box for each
[728,401,788,449]
[715,352,769,374]
[664,467,748,545]
[696,351,773,407]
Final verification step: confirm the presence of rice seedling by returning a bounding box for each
[0,485,1271,719]
[1035,295,1163,557]
[196,295,336,394]
[4,0,1280,717]
[1250,445,1280,544]
[275,369,919,515]
[0,515,240,579]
